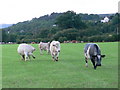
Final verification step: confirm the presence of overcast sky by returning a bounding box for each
[0,0,119,24]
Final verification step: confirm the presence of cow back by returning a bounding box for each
[84,43,101,57]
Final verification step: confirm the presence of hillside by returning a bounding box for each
[2,11,119,43]
[98,13,115,18]
[4,12,103,34]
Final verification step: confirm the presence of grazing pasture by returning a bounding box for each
[2,42,118,88]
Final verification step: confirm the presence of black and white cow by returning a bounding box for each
[84,43,105,69]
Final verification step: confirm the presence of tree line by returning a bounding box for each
[2,11,120,43]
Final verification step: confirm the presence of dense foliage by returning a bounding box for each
[2,11,119,43]
[56,11,86,29]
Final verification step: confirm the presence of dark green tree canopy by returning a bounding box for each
[56,11,86,29]
[111,13,120,25]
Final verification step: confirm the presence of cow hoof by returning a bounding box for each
[94,67,96,70]
[33,57,35,59]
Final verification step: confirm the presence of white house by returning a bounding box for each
[101,17,109,23]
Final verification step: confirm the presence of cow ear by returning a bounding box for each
[101,55,105,58]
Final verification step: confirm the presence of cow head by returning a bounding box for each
[92,54,105,66]
[53,43,60,52]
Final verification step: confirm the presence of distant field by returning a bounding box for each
[2,42,118,88]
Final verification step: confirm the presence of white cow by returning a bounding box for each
[50,41,60,61]
[17,43,36,61]
[38,42,50,55]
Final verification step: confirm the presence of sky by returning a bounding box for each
[0,0,119,24]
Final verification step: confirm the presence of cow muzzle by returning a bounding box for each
[96,64,101,66]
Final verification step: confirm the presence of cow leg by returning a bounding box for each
[32,55,35,59]
[51,53,55,61]
[56,57,58,61]
[47,49,49,54]
[28,55,31,60]
[31,54,35,59]
[91,59,96,69]
[29,53,35,59]
[52,57,54,61]
[47,49,50,54]
[21,55,25,60]
[40,49,43,55]
[52,57,55,61]
[85,57,88,67]
[24,52,29,61]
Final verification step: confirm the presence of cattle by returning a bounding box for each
[84,43,105,69]
[17,43,36,61]
[38,42,50,55]
[50,41,60,61]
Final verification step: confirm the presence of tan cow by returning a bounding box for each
[38,42,50,55]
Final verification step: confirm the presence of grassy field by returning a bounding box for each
[2,42,118,88]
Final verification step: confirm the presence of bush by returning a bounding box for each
[53,28,78,40]
[58,37,67,43]
[76,37,82,41]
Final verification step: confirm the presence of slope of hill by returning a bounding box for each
[98,13,114,17]
[2,12,119,43]
[5,13,62,34]
[3,12,104,34]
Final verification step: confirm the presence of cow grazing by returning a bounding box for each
[50,41,60,61]
[38,42,50,55]
[17,43,36,61]
[84,43,105,69]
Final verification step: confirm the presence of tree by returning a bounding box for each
[2,30,8,42]
[58,37,67,43]
[56,11,86,29]
[7,34,17,42]
[111,13,120,25]
[53,28,78,40]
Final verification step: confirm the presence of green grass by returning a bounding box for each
[2,42,118,88]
